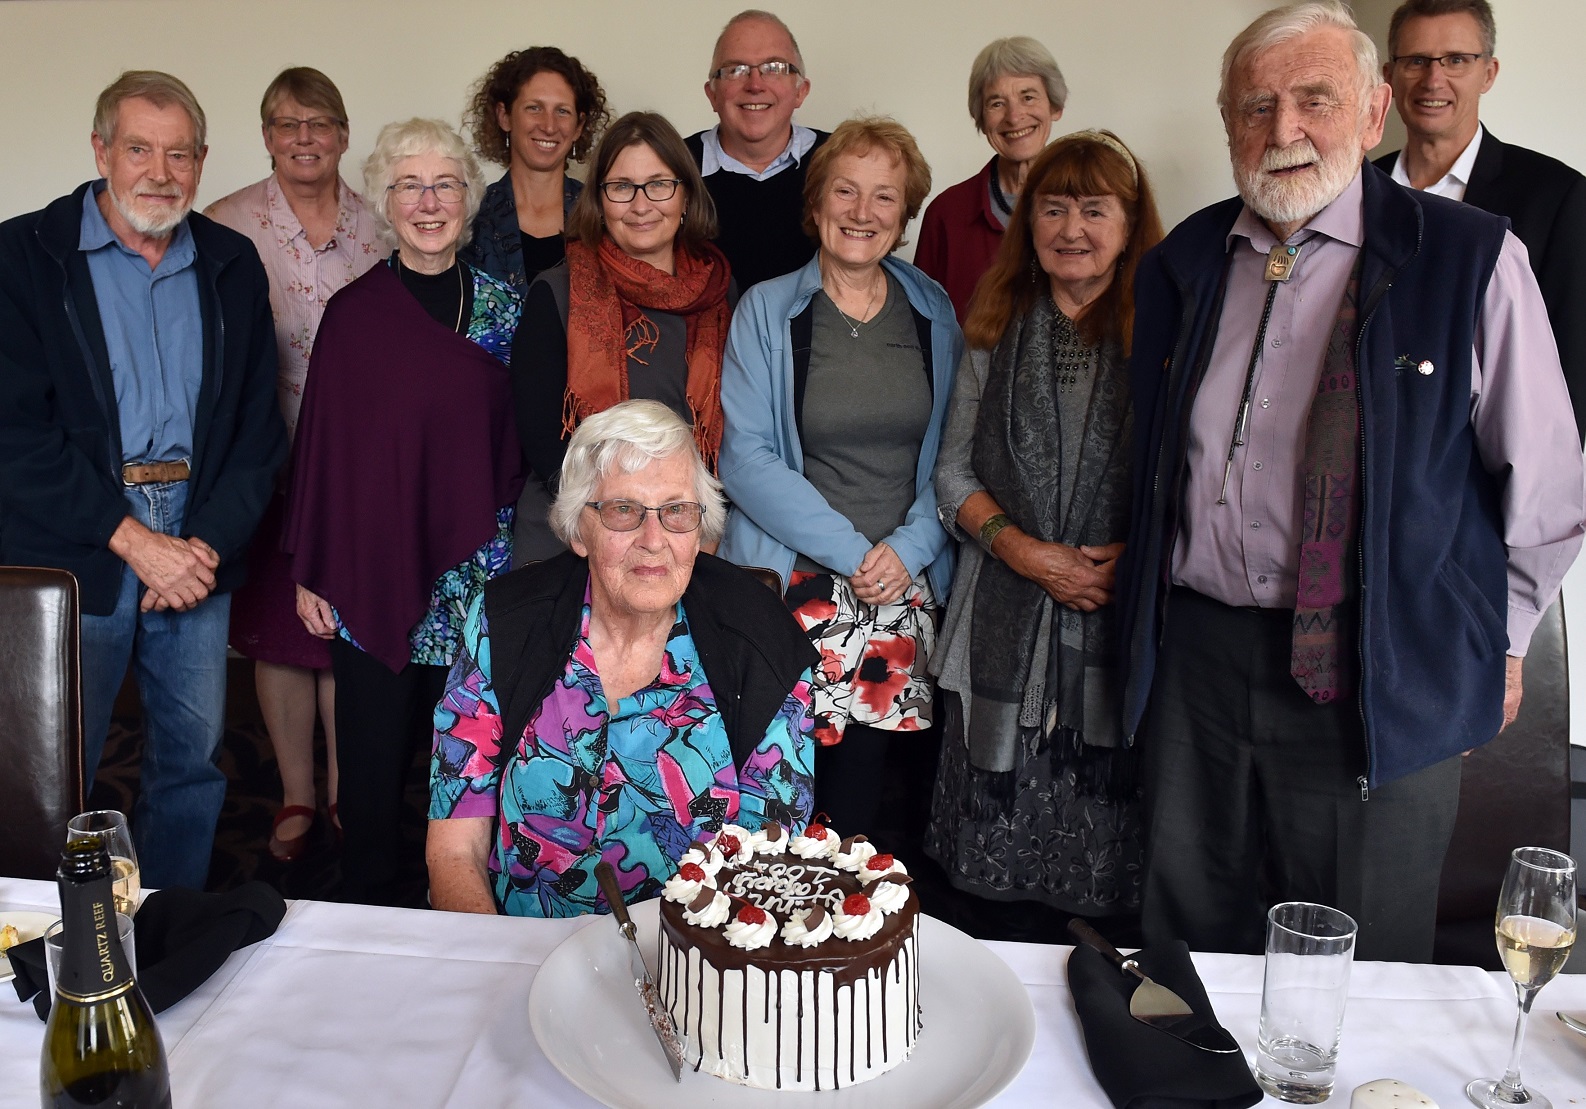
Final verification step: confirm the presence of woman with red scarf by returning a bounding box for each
[509,112,734,563]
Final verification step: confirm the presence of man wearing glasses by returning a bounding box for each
[1376,0,1586,441]
[684,10,829,290]
[0,71,284,891]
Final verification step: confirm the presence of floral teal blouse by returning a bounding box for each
[429,586,816,917]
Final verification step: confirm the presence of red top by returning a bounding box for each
[913,157,1006,325]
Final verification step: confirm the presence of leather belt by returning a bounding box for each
[121,460,190,485]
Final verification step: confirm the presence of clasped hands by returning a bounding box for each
[1000,534,1125,613]
[849,541,909,607]
[110,516,220,613]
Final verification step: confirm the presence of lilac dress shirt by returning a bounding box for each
[1172,169,1584,656]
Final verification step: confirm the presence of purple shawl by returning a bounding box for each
[283,262,523,672]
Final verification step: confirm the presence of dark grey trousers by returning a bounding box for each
[1139,587,1462,963]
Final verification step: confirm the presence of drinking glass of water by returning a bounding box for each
[1255,902,1357,1103]
[1467,846,1576,1109]
[66,810,141,917]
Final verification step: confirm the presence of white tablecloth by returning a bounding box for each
[4,876,1585,1107]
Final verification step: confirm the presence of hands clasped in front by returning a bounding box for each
[1003,537,1125,613]
[849,541,910,607]
[110,516,220,613]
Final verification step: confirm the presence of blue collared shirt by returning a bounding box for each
[80,181,203,464]
[699,123,817,181]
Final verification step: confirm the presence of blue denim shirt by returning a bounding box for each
[79,181,202,463]
[460,173,582,300]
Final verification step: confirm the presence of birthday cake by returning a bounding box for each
[655,821,920,1091]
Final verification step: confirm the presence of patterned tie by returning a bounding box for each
[1290,262,1362,703]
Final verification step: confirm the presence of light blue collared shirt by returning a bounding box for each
[699,123,817,181]
[80,181,202,464]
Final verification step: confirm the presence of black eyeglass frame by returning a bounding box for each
[1388,51,1492,71]
[597,179,684,204]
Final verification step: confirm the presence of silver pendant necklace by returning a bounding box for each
[825,276,882,338]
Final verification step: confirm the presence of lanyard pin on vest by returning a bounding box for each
[1216,237,1364,706]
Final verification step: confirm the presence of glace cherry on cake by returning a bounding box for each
[654,821,920,1091]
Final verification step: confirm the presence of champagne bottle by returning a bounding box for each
[40,835,171,1109]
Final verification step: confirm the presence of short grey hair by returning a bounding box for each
[967,37,1068,132]
[711,9,807,77]
[362,118,485,250]
[94,71,207,151]
[550,400,727,548]
[1218,2,1380,123]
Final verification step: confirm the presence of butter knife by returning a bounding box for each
[594,861,685,1081]
[1068,919,1241,1054]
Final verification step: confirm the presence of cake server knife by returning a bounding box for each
[594,861,686,1081]
[1067,919,1241,1054]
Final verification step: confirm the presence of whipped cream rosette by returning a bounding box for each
[747,820,788,854]
[679,839,725,877]
[833,834,878,871]
[780,904,836,947]
[867,875,912,916]
[663,861,715,904]
[710,825,757,866]
[833,891,885,941]
[789,821,839,860]
[723,904,778,950]
[857,852,909,884]
[682,888,732,927]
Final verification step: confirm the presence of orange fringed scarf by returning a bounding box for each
[563,237,732,468]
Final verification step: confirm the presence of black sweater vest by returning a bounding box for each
[686,129,829,291]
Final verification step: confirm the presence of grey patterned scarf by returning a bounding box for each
[967,296,1133,772]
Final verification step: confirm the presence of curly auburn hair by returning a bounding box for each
[464,46,609,168]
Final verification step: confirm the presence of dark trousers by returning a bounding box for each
[813,722,937,870]
[329,637,448,903]
[1139,587,1461,963]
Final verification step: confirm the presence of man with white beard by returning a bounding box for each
[0,71,284,890]
[1116,2,1583,962]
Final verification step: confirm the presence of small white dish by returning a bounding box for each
[0,910,57,982]
[529,899,1035,1109]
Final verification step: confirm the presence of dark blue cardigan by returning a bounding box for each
[0,181,285,615]
[1119,161,1510,787]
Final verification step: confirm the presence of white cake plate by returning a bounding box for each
[529,899,1034,1109]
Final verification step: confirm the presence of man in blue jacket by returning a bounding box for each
[0,71,285,890]
[1118,3,1583,962]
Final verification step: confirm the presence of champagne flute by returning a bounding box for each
[1467,846,1576,1109]
[66,810,141,917]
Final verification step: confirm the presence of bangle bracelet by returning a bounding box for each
[977,513,1012,554]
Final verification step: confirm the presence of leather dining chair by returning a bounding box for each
[0,566,86,880]
[1433,596,1572,969]
[740,566,783,595]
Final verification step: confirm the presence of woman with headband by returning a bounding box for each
[923,131,1163,939]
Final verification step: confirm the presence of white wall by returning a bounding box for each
[5,0,1584,740]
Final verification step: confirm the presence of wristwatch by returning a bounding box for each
[977,513,1013,554]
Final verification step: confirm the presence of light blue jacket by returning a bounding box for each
[718,254,961,599]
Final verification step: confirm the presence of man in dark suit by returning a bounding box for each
[1376,0,1586,440]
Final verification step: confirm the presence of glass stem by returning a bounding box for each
[1499,984,1538,1097]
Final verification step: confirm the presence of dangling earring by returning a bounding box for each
[1028,256,1039,282]
[680,207,687,226]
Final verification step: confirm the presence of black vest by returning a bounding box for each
[482,551,818,771]
[685,129,830,291]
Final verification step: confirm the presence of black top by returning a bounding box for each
[395,256,473,332]
[685,129,830,291]
[518,229,567,284]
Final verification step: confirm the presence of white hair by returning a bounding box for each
[549,400,727,548]
[362,118,485,250]
[1218,1,1381,123]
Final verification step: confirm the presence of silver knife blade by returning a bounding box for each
[596,862,686,1081]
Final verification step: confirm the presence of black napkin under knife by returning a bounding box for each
[1067,938,1262,1109]
[9,881,285,1020]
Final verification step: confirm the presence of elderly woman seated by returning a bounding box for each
[426,400,818,916]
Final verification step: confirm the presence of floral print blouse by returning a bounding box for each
[203,176,383,442]
[333,261,521,667]
[429,587,816,917]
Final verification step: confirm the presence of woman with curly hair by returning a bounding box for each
[461,46,609,297]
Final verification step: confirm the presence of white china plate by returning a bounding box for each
[0,911,56,983]
[529,899,1034,1109]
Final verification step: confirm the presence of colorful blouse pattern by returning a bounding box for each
[202,177,383,442]
[333,264,522,667]
[430,589,816,917]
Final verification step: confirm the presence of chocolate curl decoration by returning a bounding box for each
[874,873,915,886]
[687,838,712,854]
[687,888,719,913]
[803,903,828,929]
[838,834,869,854]
[762,821,785,843]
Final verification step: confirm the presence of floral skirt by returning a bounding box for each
[784,570,936,747]
[924,693,1143,916]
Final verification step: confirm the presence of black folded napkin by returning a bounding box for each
[1067,939,1262,1109]
[9,881,285,1021]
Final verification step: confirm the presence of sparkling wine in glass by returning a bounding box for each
[1467,846,1576,1109]
[66,811,141,917]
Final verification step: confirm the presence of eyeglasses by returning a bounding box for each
[268,116,344,138]
[709,61,801,82]
[387,180,468,206]
[584,499,705,533]
[598,178,682,203]
[1390,52,1490,74]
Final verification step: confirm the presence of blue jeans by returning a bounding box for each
[80,480,230,891]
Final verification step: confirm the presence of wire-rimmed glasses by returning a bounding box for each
[584,499,704,533]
